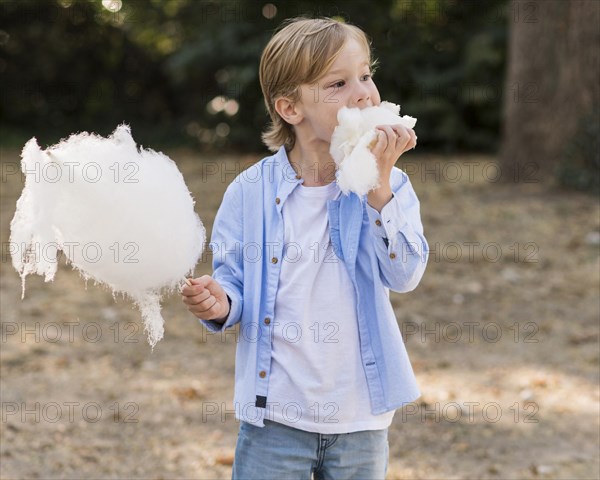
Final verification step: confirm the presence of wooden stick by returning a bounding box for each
[179,277,193,293]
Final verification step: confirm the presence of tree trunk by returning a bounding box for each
[499,0,600,184]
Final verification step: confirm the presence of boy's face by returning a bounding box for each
[294,38,381,145]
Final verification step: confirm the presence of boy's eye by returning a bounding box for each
[327,73,372,89]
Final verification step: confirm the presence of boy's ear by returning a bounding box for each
[275,96,303,125]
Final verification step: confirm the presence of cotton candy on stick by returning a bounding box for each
[330,101,417,196]
[9,124,205,348]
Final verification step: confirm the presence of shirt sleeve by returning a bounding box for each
[199,181,244,332]
[365,167,429,293]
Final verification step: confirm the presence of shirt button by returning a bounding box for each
[375,219,382,226]
[259,371,266,378]
[275,197,280,204]
[264,317,271,325]
[389,252,396,259]
[271,257,278,264]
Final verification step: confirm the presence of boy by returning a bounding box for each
[182,16,428,479]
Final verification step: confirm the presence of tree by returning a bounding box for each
[499,0,600,189]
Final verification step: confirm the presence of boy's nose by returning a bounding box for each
[351,85,371,108]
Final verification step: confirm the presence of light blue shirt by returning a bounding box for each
[199,145,429,427]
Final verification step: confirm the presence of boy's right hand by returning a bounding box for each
[181,275,230,322]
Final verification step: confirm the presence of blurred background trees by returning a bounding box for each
[500,0,599,189]
[1,0,598,191]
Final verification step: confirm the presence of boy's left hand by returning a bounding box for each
[371,124,417,180]
[367,125,417,211]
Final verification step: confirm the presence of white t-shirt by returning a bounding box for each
[264,180,395,434]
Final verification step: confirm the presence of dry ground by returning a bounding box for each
[1,146,598,479]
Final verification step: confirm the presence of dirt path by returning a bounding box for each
[1,148,598,479]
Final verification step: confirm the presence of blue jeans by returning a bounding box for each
[232,419,389,480]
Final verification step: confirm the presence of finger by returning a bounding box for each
[398,136,411,154]
[370,129,387,157]
[178,277,192,294]
[400,127,416,149]
[408,128,417,149]
[190,274,212,289]
[377,125,398,150]
[403,130,416,152]
[181,284,199,296]
[192,296,219,315]
[375,128,388,149]
[183,274,215,296]
[390,125,411,148]
[182,289,211,306]
[388,126,409,155]
[389,124,406,138]
[181,283,205,297]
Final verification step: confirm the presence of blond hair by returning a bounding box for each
[259,16,378,153]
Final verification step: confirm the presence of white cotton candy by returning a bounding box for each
[330,101,417,196]
[10,124,205,348]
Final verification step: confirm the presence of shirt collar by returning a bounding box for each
[273,145,304,208]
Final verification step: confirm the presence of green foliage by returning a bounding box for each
[0,0,508,153]
[0,0,181,147]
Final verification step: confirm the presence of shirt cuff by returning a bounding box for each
[199,293,235,332]
[366,193,409,246]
